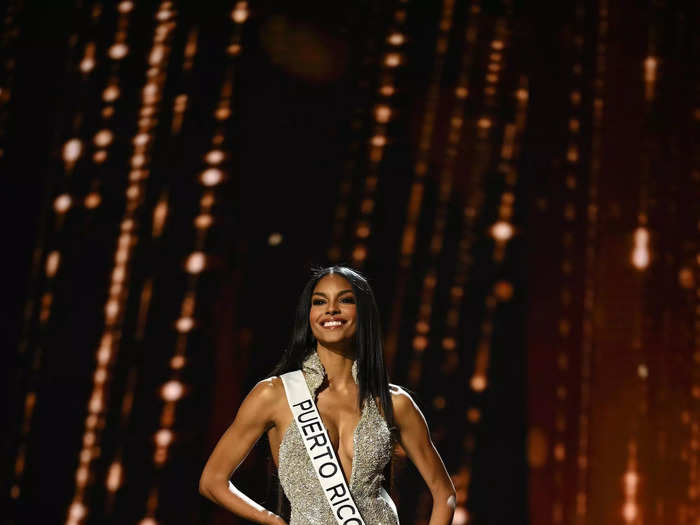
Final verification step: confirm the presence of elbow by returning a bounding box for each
[432,487,457,510]
[198,473,212,497]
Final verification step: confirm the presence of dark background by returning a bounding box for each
[2,0,697,524]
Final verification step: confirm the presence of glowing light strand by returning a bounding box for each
[64,4,178,524]
[136,4,248,524]
[384,0,460,368]
[574,2,607,522]
[551,3,586,522]
[8,1,126,510]
[100,26,201,523]
[446,15,518,520]
[0,0,22,158]
[328,3,387,263]
[348,0,409,266]
[405,0,476,389]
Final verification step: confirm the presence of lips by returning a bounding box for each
[320,317,347,329]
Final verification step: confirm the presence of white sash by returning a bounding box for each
[280,370,366,525]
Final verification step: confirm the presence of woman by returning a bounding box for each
[199,265,456,524]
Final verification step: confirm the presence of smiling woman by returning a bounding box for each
[198,265,456,525]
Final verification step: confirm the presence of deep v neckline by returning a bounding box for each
[279,390,367,488]
[277,350,364,486]
[319,395,366,487]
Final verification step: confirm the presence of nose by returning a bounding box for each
[326,305,340,315]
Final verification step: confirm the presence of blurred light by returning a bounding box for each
[108,43,129,60]
[442,337,456,350]
[154,429,173,447]
[355,223,370,238]
[231,2,249,23]
[644,56,657,82]
[388,33,405,46]
[631,227,650,269]
[54,194,72,213]
[622,503,637,522]
[374,105,391,123]
[195,214,213,229]
[117,1,133,13]
[490,221,513,241]
[170,355,186,369]
[175,317,194,333]
[200,168,224,186]
[45,251,60,277]
[637,364,648,379]
[103,85,120,102]
[185,252,206,273]
[352,245,367,261]
[63,139,83,163]
[384,53,401,67]
[493,280,513,300]
[412,336,428,351]
[161,380,185,401]
[68,502,87,520]
[268,232,283,246]
[453,507,469,525]
[470,374,486,392]
[477,117,491,129]
[371,135,387,147]
[205,149,224,165]
[133,133,149,146]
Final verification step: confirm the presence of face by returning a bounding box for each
[309,273,358,348]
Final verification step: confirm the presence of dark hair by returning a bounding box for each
[266,265,397,518]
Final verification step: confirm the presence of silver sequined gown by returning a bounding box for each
[277,350,400,525]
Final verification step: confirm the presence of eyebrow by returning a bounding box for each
[312,289,354,298]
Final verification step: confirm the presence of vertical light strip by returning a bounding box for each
[551,3,586,523]
[405,0,476,389]
[328,4,387,263]
[621,2,660,524]
[348,0,409,266]
[575,1,607,523]
[463,20,511,394]
[101,24,201,521]
[690,189,700,524]
[0,0,22,157]
[136,3,249,524]
[449,16,522,521]
[8,0,125,509]
[85,0,138,197]
[384,0,459,368]
[64,3,178,524]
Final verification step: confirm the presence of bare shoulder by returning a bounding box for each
[388,383,420,419]
[250,376,285,402]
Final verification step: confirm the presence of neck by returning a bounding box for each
[315,344,356,391]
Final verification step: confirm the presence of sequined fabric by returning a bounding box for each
[278,350,399,525]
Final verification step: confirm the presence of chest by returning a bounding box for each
[314,390,363,461]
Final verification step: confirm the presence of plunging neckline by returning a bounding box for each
[277,349,364,487]
[278,393,367,488]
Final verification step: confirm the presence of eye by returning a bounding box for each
[312,299,325,305]
[341,296,356,304]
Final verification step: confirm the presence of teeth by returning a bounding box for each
[323,321,342,327]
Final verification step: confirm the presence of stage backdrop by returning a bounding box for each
[1,1,697,525]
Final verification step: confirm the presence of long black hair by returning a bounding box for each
[266,265,398,518]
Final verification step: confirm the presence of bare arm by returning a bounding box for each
[198,378,286,525]
[392,386,457,525]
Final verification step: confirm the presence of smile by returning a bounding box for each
[321,319,347,329]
